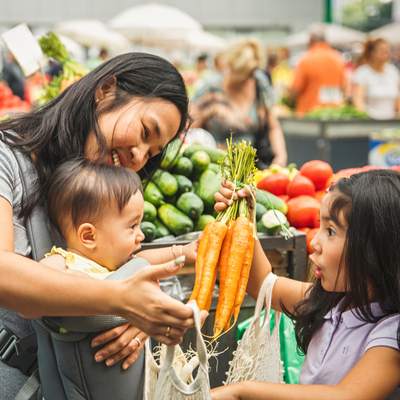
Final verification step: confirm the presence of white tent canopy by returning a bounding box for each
[369,23,400,45]
[283,23,367,48]
[55,19,131,52]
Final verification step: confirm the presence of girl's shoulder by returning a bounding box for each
[367,312,400,352]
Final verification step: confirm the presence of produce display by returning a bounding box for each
[303,104,369,120]
[38,31,89,102]
[0,81,31,117]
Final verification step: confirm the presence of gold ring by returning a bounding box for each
[134,337,141,346]
[166,326,171,337]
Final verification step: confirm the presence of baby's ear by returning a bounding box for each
[78,223,97,251]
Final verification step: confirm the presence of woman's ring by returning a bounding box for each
[166,326,171,337]
[134,337,141,346]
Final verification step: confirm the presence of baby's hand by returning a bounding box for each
[181,234,202,263]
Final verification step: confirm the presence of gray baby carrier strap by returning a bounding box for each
[10,146,147,399]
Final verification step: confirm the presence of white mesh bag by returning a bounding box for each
[152,302,212,400]
[224,272,285,385]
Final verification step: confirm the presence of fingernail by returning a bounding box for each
[122,363,129,370]
[92,341,100,347]
[174,256,185,265]
[106,359,114,366]
[95,355,104,362]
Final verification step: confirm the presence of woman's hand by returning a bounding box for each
[211,383,243,400]
[181,234,202,262]
[92,323,148,370]
[116,259,207,345]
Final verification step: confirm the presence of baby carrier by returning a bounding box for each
[4,147,150,400]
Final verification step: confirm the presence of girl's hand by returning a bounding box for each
[214,180,255,220]
[211,383,242,400]
[181,234,202,262]
[92,323,148,370]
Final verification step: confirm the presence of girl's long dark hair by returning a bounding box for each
[286,169,400,354]
[0,52,190,221]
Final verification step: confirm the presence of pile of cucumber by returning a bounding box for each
[140,140,291,242]
[140,141,225,242]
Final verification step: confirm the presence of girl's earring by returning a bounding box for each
[90,246,94,252]
[95,99,100,104]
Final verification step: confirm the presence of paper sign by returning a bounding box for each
[1,23,48,77]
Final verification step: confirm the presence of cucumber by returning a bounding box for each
[143,181,164,207]
[183,144,225,163]
[258,210,289,235]
[256,189,288,215]
[198,169,221,209]
[143,201,157,222]
[140,221,157,242]
[194,214,215,231]
[160,137,182,170]
[173,174,193,195]
[171,157,193,177]
[163,194,177,205]
[176,192,204,219]
[190,151,210,173]
[158,204,194,236]
[208,163,220,174]
[153,170,178,197]
[191,181,200,195]
[153,218,170,238]
[255,203,268,222]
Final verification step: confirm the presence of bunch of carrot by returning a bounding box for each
[38,31,89,102]
[189,139,258,339]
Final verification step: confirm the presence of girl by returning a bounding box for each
[27,159,200,400]
[0,52,196,400]
[212,169,400,399]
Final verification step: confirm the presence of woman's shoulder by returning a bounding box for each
[192,73,224,100]
[0,132,19,174]
[385,63,400,76]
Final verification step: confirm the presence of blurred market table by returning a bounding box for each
[279,117,400,172]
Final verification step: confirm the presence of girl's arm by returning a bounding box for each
[268,112,287,168]
[211,346,400,400]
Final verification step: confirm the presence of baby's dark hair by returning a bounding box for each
[288,169,400,354]
[47,158,143,238]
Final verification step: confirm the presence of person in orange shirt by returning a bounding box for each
[288,27,346,115]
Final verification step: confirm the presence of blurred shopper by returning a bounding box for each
[214,52,227,72]
[1,53,25,100]
[353,38,400,120]
[191,38,287,168]
[264,52,279,85]
[288,26,346,114]
[86,49,110,71]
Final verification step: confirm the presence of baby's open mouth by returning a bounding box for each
[111,149,121,166]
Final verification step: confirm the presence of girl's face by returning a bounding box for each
[309,192,347,292]
[85,98,181,172]
[372,42,391,65]
[91,190,145,270]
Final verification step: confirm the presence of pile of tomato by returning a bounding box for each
[0,82,31,116]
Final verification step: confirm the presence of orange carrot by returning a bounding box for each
[196,222,227,310]
[189,222,213,302]
[214,216,251,336]
[233,222,255,324]
[214,220,235,325]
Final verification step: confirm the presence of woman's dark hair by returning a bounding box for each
[47,158,143,238]
[287,169,400,354]
[0,52,190,221]
[357,37,388,67]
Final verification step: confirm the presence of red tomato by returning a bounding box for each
[300,160,333,190]
[3,87,13,98]
[314,189,326,203]
[296,227,310,233]
[390,165,400,172]
[257,173,290,196]
[287,174,316,198]
[286,195,321,228]
[278,194,289,203]
[306,228,319,254]
[313,212,320,228]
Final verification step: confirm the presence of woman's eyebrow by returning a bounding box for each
[149,116,161,138]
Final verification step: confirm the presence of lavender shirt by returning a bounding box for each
[299,300,400,399]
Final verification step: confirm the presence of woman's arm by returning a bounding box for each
[268,112,287,168]
[352,83,366,112]
[211,346,400,400]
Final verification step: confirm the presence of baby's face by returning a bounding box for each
[92,191,145,270]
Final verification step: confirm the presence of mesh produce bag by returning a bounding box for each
[224,273,285,384]
[152,303,211,400]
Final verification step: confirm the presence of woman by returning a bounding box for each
[190,38,287,168]
[0,52,202,399]
[353,38,400,120]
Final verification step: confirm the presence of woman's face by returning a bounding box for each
[372,42,391,65]
[85,98,181,172]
